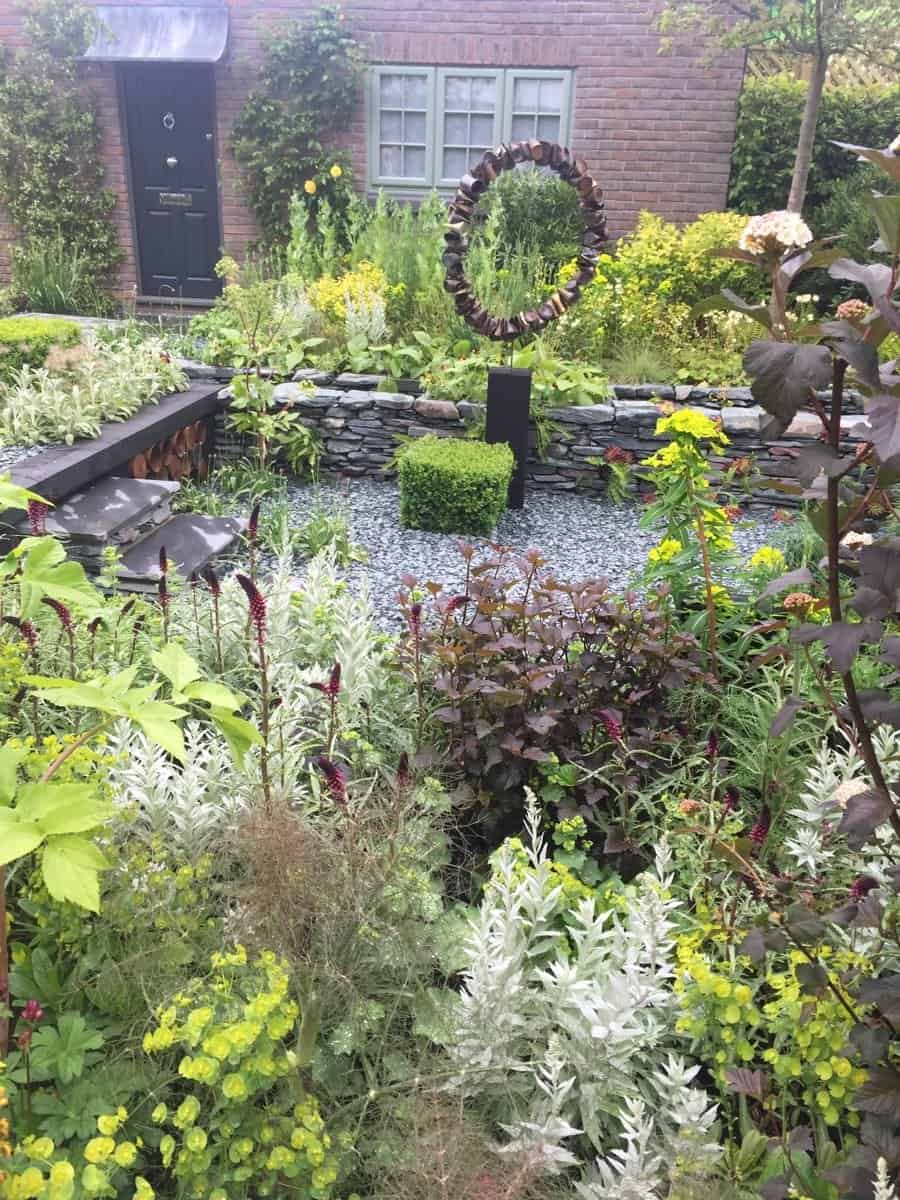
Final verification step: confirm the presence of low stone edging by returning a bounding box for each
[180,362,869,508]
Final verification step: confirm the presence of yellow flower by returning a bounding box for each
[647,538,682,565]
[329,164,342,179]
[97,1114,121,1137]
[49,1162,75,1186]
[113,1142,138,1168]
[222,1073,249,1101]
[84,1137,115,1164]
[17,1167,45,1197]
[655,408,729,446]
[749,545,786,573]
[304,180,317,195]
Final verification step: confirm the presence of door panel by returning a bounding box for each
[122,64,222,300]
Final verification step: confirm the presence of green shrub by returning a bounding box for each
[728,76,900,217]
[397,435,513,536]
[10,232,116,317]
[482,165,585,269]
[0,315,80,381]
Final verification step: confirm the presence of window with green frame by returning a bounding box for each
[367,66,573,190]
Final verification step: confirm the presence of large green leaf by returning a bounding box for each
[0,743,27,804]
[15,781,111,836]
[184,680,243,711]
[0,809,44,863]
[0,475,50,513]
[134,712,186,763]
[743,341,833,435]
[15,537,99,618]
[151,643,201,694]
[208,707,263,764]
[41,835,109,912]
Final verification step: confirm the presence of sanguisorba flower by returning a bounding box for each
[329,163,343,179]
[738,210,813,257]
[749,805,771,849]
[311,661,342,699]
[22,999,44,1023]
[27,499,48,536]
[304,179,317,195]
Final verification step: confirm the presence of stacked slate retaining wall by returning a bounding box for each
[181,362,870,509]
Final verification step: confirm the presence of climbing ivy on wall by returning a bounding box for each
[0,0,120,303]
[231,5,364,247]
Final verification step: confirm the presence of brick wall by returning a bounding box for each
[0,0,747,297]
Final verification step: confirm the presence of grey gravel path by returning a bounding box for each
[283,477,780,631]
[0,445,48,473]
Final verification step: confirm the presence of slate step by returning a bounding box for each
[19,477,180,558]
[116,514,245,592]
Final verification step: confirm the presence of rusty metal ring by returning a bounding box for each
[442,140,607,342]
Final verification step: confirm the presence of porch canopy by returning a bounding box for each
[83,4,229,63]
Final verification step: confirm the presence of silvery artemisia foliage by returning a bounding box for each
[107,719,246,860]
[784,726,900,878]
[452,791,718,1189]
[874,1158,898,1200]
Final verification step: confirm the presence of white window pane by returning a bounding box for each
[513,77,539,109]
[511,114,534,140]
[404,146,426,178]
[380,74,404,107]
[380,111,402,140]
[538,78,564,113]
[470,113,494,144]
[444,75,471,109]
[405,111,427,143]
[443,147,468,179]
[379,144,402,176]
[471,76,497,112]
[405,75,428,108]
[444,113,468,145]
[537,114,561,140]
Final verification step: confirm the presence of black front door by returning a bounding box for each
[122,64,222,300]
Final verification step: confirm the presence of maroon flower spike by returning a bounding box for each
[236,573,267,640]
[121,598,136,617]
[707,729,719,760]
[248,502,261,542]
[445,593,467,614]
[597,707,624,742]
[189,571,199,589]
[27,500,48,536]
[314,755,347,803]
[88,616,103,636]
[41,596,73,632]
[158,546,168,576]
[749,805,771,849]
[19,619,39,654]
[17,1029,32,1051]
[396,752,411,792]
[311,661,342,699]
[202,565,221,599]
[851,874,878,901]
[722,785,740,813]
[157,573,169,611]
[407,602,423,637]
[740,872,762,900]
[22,999,44,1024]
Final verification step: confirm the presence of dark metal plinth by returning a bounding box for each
[485,366,531,509]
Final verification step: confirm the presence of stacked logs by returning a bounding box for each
[443,139,607,342]
[129,419,209,482]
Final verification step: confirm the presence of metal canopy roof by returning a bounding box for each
[83,5,229,63]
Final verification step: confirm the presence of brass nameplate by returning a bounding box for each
[159,191,193,207]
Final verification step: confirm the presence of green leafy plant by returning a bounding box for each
[397,436,513,536]
[0,0,120,301]
[9,234,115,318]
[144,946,345,1200]
[231,5,363,246]
[0,318,80,384]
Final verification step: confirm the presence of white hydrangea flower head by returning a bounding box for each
[889,132,900,155]
[738,210,814,256]
[842,531,873,549]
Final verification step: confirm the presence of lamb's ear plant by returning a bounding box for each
[693,139,900,1196]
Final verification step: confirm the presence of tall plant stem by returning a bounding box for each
[825,360,900,841]
[694,506,719,681]
[0,864,7,1056]
[256,632,273,813]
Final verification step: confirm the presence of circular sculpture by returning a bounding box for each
[443,140,607,342]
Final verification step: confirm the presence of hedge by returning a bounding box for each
[0,316,81,382]
[398,435,514,537]
[728,76,900,218]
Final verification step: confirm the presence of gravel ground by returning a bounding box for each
[0,444,48,473]
[282,477,781,631]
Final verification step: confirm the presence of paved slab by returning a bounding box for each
[117,514,245,590]
[20,477,179,544]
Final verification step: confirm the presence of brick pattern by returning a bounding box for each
[0,0,746,297]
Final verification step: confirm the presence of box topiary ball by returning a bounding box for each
[397,435,514,536]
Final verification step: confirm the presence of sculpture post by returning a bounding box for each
[485,366,531,509]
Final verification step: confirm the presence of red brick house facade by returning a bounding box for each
[0,0,747,303]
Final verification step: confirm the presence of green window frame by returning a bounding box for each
[367,66,574,192]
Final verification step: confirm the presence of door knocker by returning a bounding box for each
[162,112,176,131]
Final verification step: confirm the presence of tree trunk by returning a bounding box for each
[787,51,828,212]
